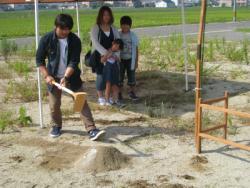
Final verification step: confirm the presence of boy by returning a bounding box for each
[102,39,124,106]
[36,14,105,140]
[119,16,139,101]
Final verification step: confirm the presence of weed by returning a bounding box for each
[0,111,14,133]
[4,79,47,102]
[0,39,17,61]
[225,43,245,62]
[242,39,249,64]
[17,106,32,127]
[0,63,13,79]
[205,41,215,62]
[8,61,32,76]
[229,68,247,79]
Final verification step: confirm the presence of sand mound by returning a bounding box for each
[75,146,130,173]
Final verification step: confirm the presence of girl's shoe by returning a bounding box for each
[109,97,114,105]
[114,100,126,108]
[128,91,139,101]
[98,97,106,106]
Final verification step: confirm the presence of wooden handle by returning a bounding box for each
[52,81,74,96]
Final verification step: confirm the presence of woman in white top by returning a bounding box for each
[90,6,120,106]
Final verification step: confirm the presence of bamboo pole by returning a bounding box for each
[202,124,225,133]
[34,0,44,129]
[200,104,250,119]
[224,91,228,139]
[202,96,227,104]
[197,98,202,153]
[199,133,250,151]
[195,0,207,148]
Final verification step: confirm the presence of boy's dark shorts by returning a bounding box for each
[103,62,119,86]
[119,59,136,87]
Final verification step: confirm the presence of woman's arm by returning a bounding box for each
[90,25,108,56]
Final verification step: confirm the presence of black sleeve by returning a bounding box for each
[68,37,82,70]
[36,35,48,67]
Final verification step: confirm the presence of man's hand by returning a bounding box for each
[60,77,66,87]
[45,75,54,85]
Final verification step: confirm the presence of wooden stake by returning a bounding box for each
[195,0,207,150]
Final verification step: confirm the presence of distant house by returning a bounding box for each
[114,0,134,7]
[218,0,248,7]
[155,0,167,7]
[155,0,176,7]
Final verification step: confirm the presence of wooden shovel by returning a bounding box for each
[52,81,87,112]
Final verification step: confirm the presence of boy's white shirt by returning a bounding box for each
[119,30,139,71]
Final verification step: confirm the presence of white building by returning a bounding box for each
[155,0,168,7]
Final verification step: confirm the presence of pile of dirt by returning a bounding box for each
[16,137,89,171]
[75,146,130,173]
[190,155,208,171]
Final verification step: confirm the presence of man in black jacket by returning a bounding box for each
[36,14,105,140]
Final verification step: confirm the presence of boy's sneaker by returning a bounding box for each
[98,97,106,106]
[114,100,126,108]
[88,129,106,141]
[118,92,123,101]
[128,91,139,101]
[50,126,61,138]
[109,97,114,105]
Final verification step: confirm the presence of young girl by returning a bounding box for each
[102,39,124,106]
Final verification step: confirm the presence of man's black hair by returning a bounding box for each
[55,14,74,30]
[120,16,132,27]
[113,39,124,50]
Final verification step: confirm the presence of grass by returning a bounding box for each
[4,79,47,102]
[0,38,18,61]
[0,63,13,79]
[0,110,14,133]
[0,7,250,38]
[8,61,33,76]
[236,28,250,33]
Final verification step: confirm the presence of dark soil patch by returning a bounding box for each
[126,180,157,188]
[190,155,208,171]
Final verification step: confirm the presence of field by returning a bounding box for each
[1,27,250,187]
[0,7,250,38]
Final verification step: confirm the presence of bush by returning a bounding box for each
[0,39,18,61]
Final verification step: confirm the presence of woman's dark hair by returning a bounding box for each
[113,39,124,50]
[96,6,114,25]
[120,16,132,26]
[55,14,74,30]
